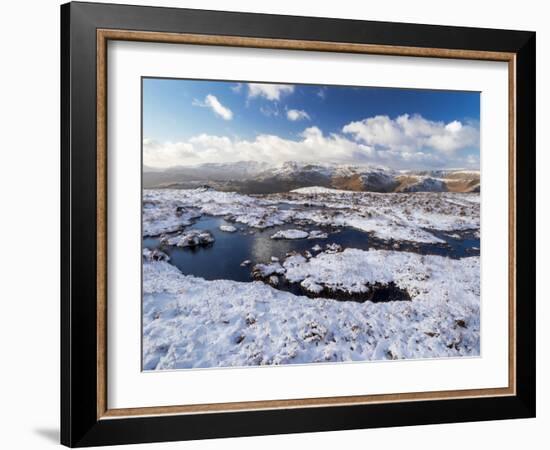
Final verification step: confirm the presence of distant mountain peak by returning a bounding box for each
[143,160,480,194]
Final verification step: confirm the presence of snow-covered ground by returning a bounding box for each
[143,188,292,235]
[286,188,478,243]
[143,187,479,243]
[142,187,480,370]
[143,251,479,369]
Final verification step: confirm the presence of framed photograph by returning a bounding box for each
[61,1,536,447]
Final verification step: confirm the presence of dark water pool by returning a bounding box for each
[143,214,479,284]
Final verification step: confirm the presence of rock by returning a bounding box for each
[252,262,285,278]
[165,229,215,248]
[142,248,170,262]
[455,319,467,328]
[270,229,309,240]
[325,243,342,254]
[308,230,328,239]
[219,224,237,232]
[300,277,324,294]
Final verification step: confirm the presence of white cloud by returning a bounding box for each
[231,83,243,93]
[286,109,310,121]
[142,133,470,169]
[144,114,479,170]
[342,114,479,153]
[317,87,327,99]
[247,83,294,101]
[144,128,372,169]
[192,94,233,120]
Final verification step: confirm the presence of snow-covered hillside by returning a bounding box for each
[143,160,480,194]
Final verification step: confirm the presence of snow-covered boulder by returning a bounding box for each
[252,262,285,278]
[142,248,170,262]
[163,229,215,248]
[219,224,237,232]
[308,230,328,239]
[270,229,309,240]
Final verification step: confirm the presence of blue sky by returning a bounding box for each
[143,78,480,170]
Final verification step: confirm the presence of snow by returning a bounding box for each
[283,248,478,299]
[143,188,290,231]
[144,188,479,246]
[282,253,307,269]
[142,187,480,370]
[397,176,447,193]
[343,216,445,243]
[265,161,335,178]
[252,262,285,277]
[300,277,324,294]
[143,256,479,370]
[142,248,170,262]
[291,186,352,194]
[271,229,309,240]
[162,229,214,248]
[143,201,202,237]
[284,190,478,243]
[219,224,237,232]
[308,230,328,239]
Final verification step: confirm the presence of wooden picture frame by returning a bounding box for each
[61,1,535,447]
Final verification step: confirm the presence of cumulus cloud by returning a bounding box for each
[144,128,371,169]
[144,123,478,172]
[286,109,311,121]
[247,83,294,101]
[192,94,233,120]
[342,114,479,153]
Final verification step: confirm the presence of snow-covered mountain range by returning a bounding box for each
[144,161,480,194]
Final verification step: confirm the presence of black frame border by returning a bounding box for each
[61,2,535,447]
